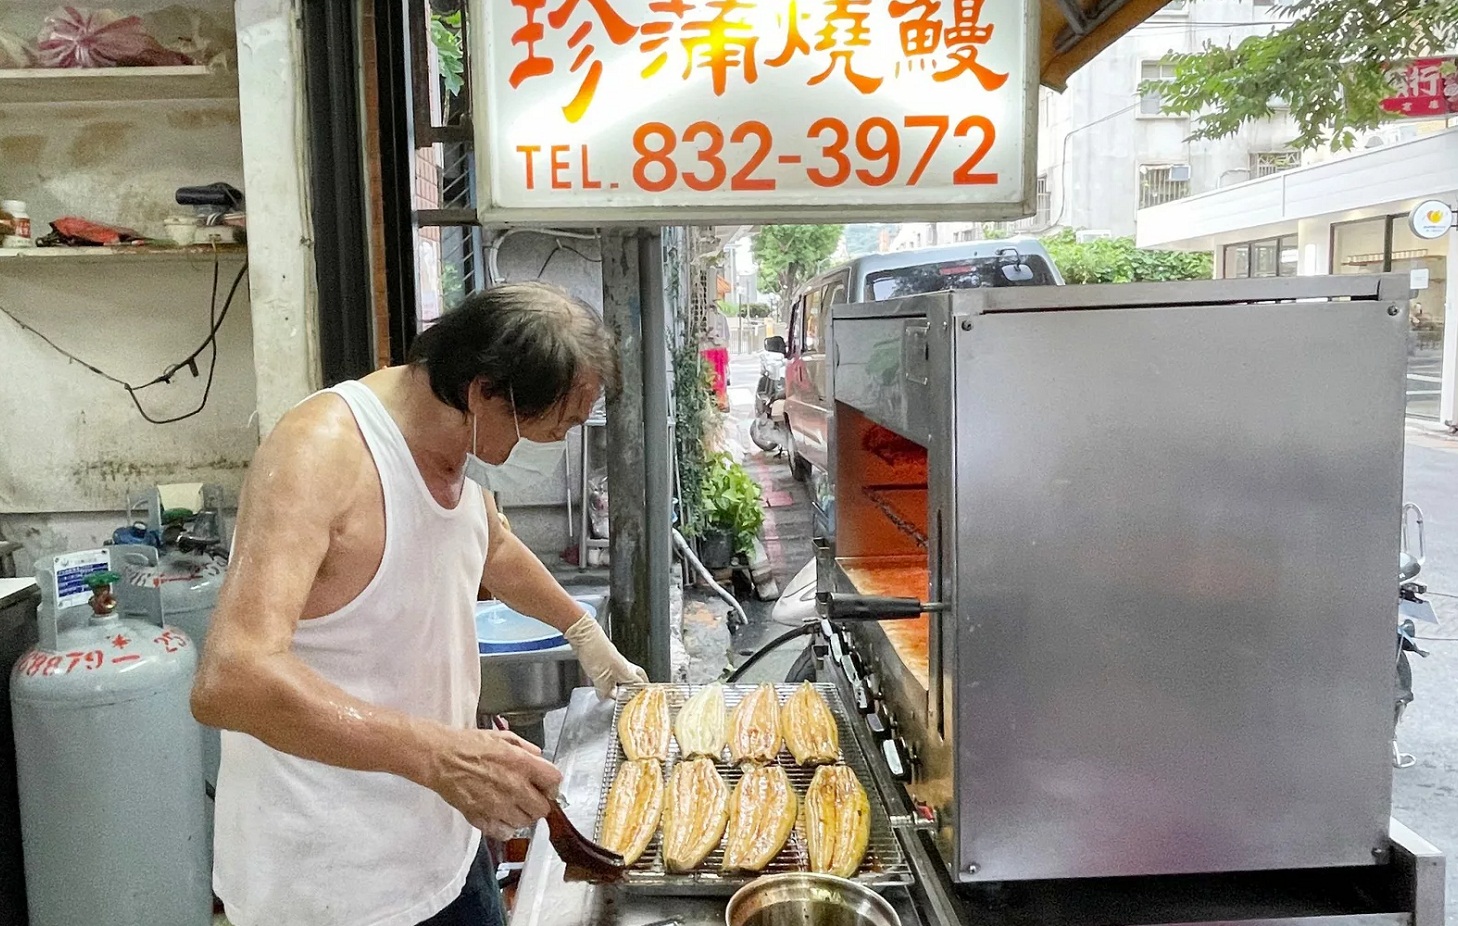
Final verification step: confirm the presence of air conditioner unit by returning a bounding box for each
[1076,230,1113,243]
[1168,163,1192,182]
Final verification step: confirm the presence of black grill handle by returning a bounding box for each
[816,591,941,621]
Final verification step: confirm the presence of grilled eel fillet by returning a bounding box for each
[805,765,871,878]
[661,757,730,871]
[599,758,664,866]
[727,683,782,765]
[618,686,670,761]
[722,765,797,872]
[675,684,727,759]
[781,682,839,766]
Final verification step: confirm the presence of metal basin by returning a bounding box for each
[476,594,604,718]
[725,874,901,926]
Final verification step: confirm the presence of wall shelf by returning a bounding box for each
[0,66,238,104]
[0,244,247,264]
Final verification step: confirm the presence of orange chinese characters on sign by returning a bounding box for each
[510,0,640,123]
[889,0,1007,89]
[808,0,884,94]
[763,0,883,93]
[681,0,761,94]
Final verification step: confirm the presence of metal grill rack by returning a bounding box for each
[595,683,911,896]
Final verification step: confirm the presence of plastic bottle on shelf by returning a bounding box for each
[1,200,32,248]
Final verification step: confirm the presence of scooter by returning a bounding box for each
[750,337,788,454]
[1395,502,1436,768]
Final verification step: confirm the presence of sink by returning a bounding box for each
[476,593,606,728]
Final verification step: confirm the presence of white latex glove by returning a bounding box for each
[564,613,649,699]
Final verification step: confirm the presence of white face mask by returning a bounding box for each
[463,391,567,495]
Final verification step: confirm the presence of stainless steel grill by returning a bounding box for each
[594,683,911,896]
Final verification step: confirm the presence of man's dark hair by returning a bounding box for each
[408,281,618,419]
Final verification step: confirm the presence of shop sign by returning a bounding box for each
[1409,200,1454,240]
[1381,57,1458,117]
[470,0,1035,224]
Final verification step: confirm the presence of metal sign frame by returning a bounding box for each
[468,0,1040,227]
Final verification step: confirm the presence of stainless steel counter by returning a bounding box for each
[512,688,921,926]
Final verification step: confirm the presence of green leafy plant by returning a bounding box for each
[700,452,766,556]
[672,330,716,540]
[1041,229,1213,283]
[717,299,741,317]
[1149,0,1458,150]
[430,11,464,99]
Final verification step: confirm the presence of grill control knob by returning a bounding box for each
[854,680,873,714]
[882,737,911,782]
[864,710,889,739]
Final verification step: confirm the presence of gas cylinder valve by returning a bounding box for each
[85,570,122,617]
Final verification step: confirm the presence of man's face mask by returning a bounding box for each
[463,389,566,495]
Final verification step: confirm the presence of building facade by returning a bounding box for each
[1137,126,1458,426]
[1040,0,1301,238]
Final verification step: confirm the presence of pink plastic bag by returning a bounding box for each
[36,6,191,68]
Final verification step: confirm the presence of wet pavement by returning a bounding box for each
[722,351,817,680]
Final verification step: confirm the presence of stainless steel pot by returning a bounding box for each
[725,874,901,926]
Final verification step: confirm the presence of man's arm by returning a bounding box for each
[192,397,560,833]
[480,492,592,634]
[481,492,648,693]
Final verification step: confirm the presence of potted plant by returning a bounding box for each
[699,453,765,569]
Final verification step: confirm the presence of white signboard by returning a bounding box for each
[471,0,1035,224]
[1409,199,1454,240]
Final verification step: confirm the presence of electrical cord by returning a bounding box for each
[536,239,605,279]
[0,253,249,424]
[724,623,816,683]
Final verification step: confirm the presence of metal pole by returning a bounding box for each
[639,231,672,683]
[601,230,652,676]
[1440,225,1457,429]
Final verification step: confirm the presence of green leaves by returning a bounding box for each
[700,453,766,556]
[430,11,465,99]
[673,339,715,540]
[1042,230,1213,283]
[1151,0,1458,150]
[752,225,844,300]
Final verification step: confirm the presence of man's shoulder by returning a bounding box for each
[256,392,370,479]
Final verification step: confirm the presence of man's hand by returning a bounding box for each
[565,614,649,699]
[424,728,563,841]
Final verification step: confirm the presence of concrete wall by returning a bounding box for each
[1042,0,1299,237]
[483,228,606,559]
[0,1,256,575]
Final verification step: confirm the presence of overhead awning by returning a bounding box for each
[1040,0,1174,89]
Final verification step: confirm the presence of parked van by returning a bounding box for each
[775,237,1063,487]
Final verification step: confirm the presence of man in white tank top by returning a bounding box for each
[192,283,648,926]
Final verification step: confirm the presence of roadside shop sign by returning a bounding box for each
[1409,200,1454,241]
[1381,57,1458,118]
[470,0,1036,224]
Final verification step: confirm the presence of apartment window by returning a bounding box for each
[1222,235,1298,279]
[1250,150,1301,178]
[1138,164,1190,209]
[1140,60,1178,115]
[1034,174,1051,226]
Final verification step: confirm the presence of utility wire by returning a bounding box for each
[0,252,249,425]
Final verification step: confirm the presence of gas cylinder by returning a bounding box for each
[115,485,227,819]
[11,547,210,926]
